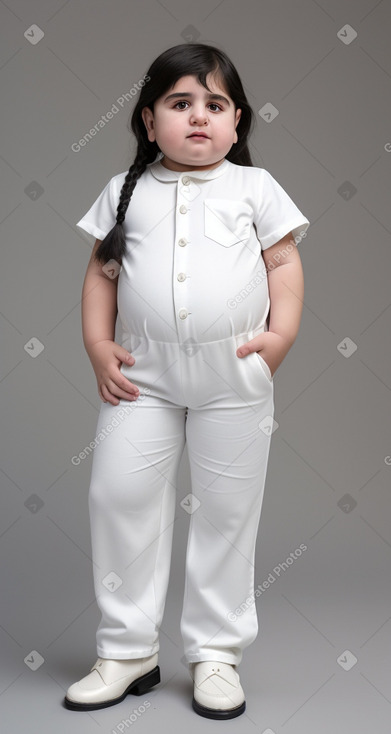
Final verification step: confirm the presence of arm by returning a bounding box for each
[264,231,304,348]
[81,239,139,404]
[260,231,304,375]
[236,231,304,377]
[81,239,118,353]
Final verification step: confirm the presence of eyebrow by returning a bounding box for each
[163,92,231,105]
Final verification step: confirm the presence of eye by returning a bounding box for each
[208,103,222,112]
[172,101,224,111]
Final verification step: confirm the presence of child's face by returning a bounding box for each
[141,73,241,171]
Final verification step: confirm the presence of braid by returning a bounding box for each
[94,141,158,266]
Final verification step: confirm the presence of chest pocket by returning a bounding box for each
[204,198,254,247]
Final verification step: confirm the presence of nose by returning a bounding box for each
[190,105,208,125]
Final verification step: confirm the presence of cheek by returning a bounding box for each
[160,128,183,149]
[218,126,236,145]
[156,117,182,142]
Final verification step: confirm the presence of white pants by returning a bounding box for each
[87,327,274,666]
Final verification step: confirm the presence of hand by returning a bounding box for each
[87,339,140,405]
[236,331,292,378]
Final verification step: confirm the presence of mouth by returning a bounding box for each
[188,132,210,139]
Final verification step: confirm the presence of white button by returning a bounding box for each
[178,308,188,319]
[179,204,187,214]
[182,176,190,185]
[177,272,186,282]
[178,238,187,247]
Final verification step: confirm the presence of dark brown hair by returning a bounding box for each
[94,43,256,265]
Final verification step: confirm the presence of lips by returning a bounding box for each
[188,132,209,138]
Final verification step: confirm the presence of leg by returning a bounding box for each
[180,338,274,666]
[87,395,186,659]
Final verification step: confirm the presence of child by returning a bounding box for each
[64,42,309,720]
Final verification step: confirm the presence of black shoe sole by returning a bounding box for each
[64,664,160,711]
[192,696,246,720]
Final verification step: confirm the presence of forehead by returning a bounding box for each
[161,72,231,99]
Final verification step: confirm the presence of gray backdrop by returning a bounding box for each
[1,0,390,732]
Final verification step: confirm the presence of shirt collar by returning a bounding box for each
[148,157,230,182]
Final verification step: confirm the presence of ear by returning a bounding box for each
[233,108,242,144]
[141,107,156,142]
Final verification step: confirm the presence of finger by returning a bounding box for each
[114,346,135,365]
[109,373,140,397]
[237,345,251,357]
[106,366,139,396]
[104,377,140,402]
[98,385,107,402]
[100,383,120,406]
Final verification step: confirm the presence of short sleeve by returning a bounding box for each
[254,169,310,250]
[76,176,117,241]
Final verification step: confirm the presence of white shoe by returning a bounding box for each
[190,661,246,719]
[64,654,160,710]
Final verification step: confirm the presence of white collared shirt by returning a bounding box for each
[76,158,310,344]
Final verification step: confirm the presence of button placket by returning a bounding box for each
[175,176,192,332]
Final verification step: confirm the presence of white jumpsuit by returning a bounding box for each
[76,157,310,666]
